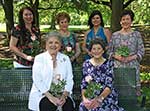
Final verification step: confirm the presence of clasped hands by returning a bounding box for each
[49,94,66,107]
[113,55,137,63]
[83,97,102,110]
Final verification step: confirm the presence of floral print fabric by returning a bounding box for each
[61,32,77,55]
[11,25,40,66]
[79,60,125,111]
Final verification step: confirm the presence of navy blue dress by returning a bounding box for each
[79,60,125,111]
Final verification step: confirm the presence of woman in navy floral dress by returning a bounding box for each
[79,38,125,111]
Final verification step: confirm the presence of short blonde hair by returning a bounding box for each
[56,12,70,24]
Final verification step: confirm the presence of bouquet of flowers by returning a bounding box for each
[116,45,130,57]
[49,74,66,97]
[63,46,75,58]
[84,75,102,99]
[49,74,66,111]
[30,40,42,57]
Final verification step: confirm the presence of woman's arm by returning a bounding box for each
[82,30,92,56]
[71,41,81,61]
[104,28,112,43]
[9,36,33,61]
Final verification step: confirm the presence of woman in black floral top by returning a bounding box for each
[10,7,41,68]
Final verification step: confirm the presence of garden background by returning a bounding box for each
[0,0,150,109]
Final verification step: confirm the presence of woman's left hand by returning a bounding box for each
[90,98,101,109]
[124,55,137,63]
[58,95,67,106]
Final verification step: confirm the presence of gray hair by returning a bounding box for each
[45,31,62,43]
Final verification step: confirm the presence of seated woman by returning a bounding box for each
[28,32,74,111]
[79,38,125,111]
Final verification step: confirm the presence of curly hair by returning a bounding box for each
[56,12,70,24]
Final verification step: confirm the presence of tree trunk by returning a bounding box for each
[32,0,39,28]
[50,11,56,30]
[2,0,14,39]
[111,0,123,32]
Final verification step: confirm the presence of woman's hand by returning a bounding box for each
[113,55,125,62]
[58,94,67,106]
[124,55,137,63]
[48,96,60,106]
[83,97,92,110]
[90,98,101,109]
[26,55,34,61]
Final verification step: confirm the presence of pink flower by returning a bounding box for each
[66,46,72,52]
[85,75,93,83]
[55,74,61,80]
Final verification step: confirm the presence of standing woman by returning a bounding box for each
[82,10,111,60]
[56,12,81,66]
[9,7,41,68]
[109,10,145,95]
[28,32,74,111]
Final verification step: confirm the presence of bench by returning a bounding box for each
[0,68,82,111]
[0,68,146,111]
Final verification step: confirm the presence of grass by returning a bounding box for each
[0,23,88,33]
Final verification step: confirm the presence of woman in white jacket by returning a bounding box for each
[28,32,74,111]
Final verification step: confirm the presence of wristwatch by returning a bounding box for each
[97,96,104,103]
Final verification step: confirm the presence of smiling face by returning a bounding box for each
[91,15,101,27]
[46,36,61,55]
[91,44,104,59]
[120,14,132,30]
[58,18,69,31]
[23,9,33,25]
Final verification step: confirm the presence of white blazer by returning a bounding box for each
[28,51,74,111]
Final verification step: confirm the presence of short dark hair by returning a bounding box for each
[18,7,35,28]
[56,12,70,24]
[88,38,106,51]
[120,9,134,21]
[88,10,104,29]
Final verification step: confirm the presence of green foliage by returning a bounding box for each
[0,59,13,69]
[30,40,42,57]
[128,0,150,25]
[140,72,150,81]
[140,87,150,108]
[84,81,102,99]
[116,45,130,57]
[49,79,66,96]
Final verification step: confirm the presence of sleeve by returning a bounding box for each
[81,61,88,90]
[11,26,21,39]
[72,32,78,42]
[104,60,114,90]
[136,31,145,61]
[32,55,48,94]
[64,56,74,93]
[108,34,115,59]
